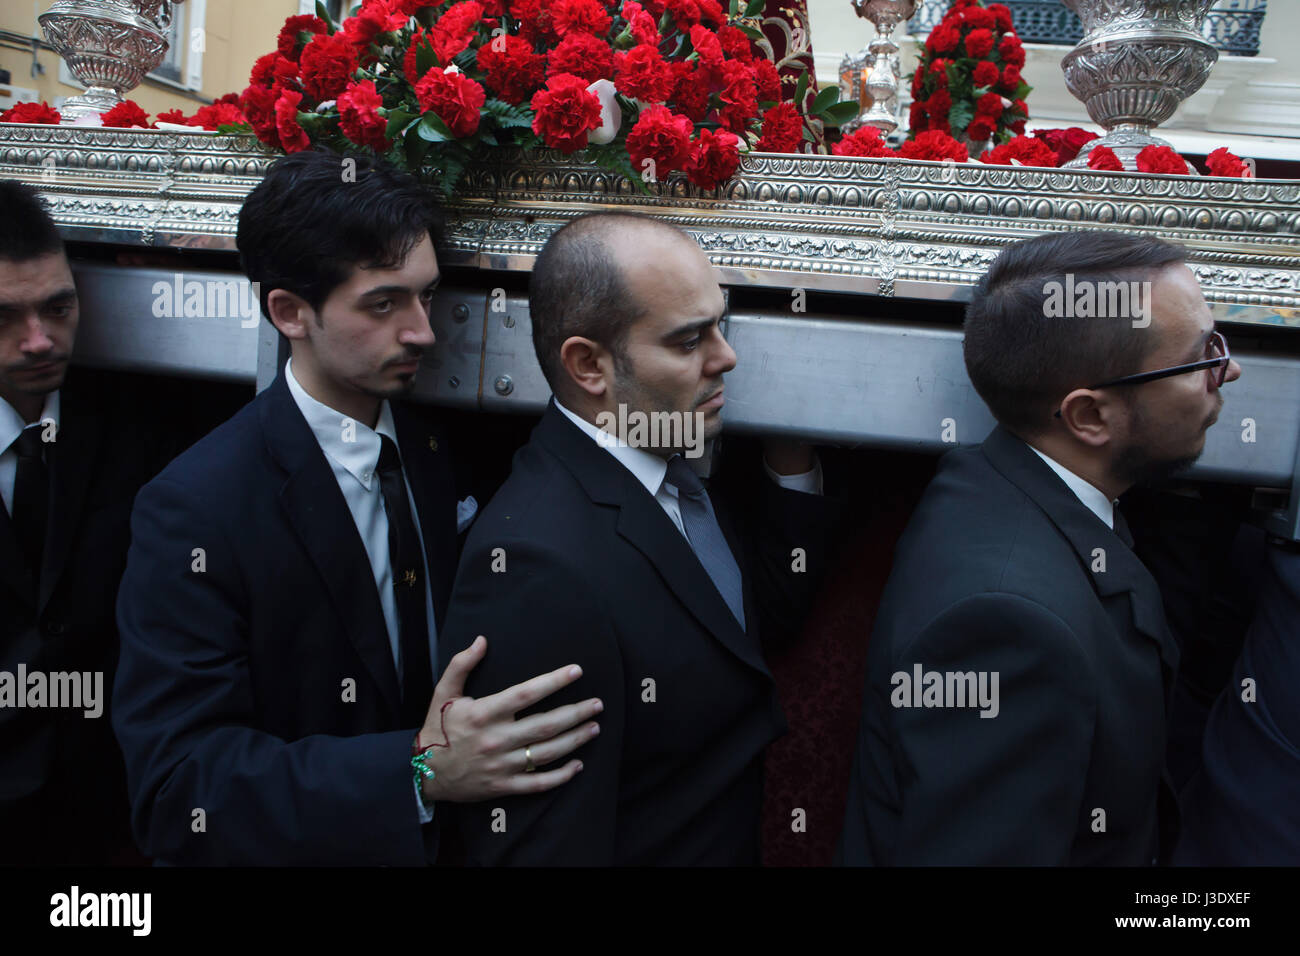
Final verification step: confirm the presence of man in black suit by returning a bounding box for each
[0,181,193,864]
[440,212,837,865]
[839,231,1241,865]
[112,151,602,865]
[1174,538,1300,865]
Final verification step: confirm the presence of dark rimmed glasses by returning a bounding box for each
[1055,331,1231,418]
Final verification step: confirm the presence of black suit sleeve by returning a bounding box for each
[113,477,427,865]
[439,537,623,866]
[877,592,1093,864]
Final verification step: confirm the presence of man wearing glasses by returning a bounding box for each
[839,230,1240,866]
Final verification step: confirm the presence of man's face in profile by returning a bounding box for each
[0,250,78,415]
[607,231,735,453]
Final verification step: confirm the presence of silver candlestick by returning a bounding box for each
[841,0,917,135]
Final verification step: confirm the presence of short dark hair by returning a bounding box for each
[0,179,64,260]
[236,147,445,322]
[529,212,692,398]
[963,230,1189,435]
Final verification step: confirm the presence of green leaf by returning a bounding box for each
[453,48,478,72]
[792,67,809,112]
[729,0,739,16]
[744,0,765,16]
[481,99,533,128]
[948,100,974,134]
[415,34,437,77]
[405,128,432,168]
[801,126,816,143]
[385,109,418,138]
[820,101,860,127]
[737,24,765,42]
[315,1,335,32]
[417,112,454,142]
[811,86,840,116]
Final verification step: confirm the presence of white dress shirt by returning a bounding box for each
[1028,444,1115,530]
[285,359,447,822]
[0,389,59,517]
[553,398,822,540]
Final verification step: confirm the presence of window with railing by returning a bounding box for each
[905,0,1267,57]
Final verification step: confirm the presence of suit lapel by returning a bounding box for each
[39,378,107,613]
[535,402,771,678]
[259,373,402,720]
[391,402,456,632]
[980,426,1180,675]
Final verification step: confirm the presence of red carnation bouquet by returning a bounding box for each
[907,0,1029,149]
[225,0,858,196]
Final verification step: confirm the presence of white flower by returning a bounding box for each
[586,79,621,146]
[73,112,104,127]
[444,63,461,75]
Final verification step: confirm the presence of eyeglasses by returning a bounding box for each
[1054,331,1231,418]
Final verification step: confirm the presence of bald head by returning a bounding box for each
[529,212,701,399]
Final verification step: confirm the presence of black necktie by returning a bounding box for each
[10,424,48,585]
[665,455,746,630]
[376,435,433,727]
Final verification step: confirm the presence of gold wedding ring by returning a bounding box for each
[524,746,535,772]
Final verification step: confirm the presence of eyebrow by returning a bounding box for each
[0,287,78,313]
[661,313,724,343]
[356,275,441,299]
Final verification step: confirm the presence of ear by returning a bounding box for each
[267,288,313,341]
[1058,388,1123,448]
[559,336,613,400]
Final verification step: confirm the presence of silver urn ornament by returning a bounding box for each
[841,0,918,135]
[1061,0,1218,172]
[37,0,184,123]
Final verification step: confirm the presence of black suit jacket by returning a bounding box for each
[0,367,183,864]
[112,371,461,865]
[839,426,1180,865]
[1174,541,1300,865]
[439,402,836,865]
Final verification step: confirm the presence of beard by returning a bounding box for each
[1113,394,1220,488]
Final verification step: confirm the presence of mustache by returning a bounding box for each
[12,354,69,371]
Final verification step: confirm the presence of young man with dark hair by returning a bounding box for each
[440,212,838,865]
[0,180,180,863]
[839,230,1240,866]
[113,149,601,865]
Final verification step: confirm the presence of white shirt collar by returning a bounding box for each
[553,398,671,500]
[1,388,59,454]
[1027,444,1115,530]
[285,357,397,489]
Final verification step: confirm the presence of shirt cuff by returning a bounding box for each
[415,775,435,824]
[763,454,823,496]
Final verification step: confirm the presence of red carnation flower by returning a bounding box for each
[998,33,1025,67]
[1035,126,1100,165]
[716,59,757,134]
[101,99,151,128]
[689,25,725,77]
[1206,146,1250,178]
[477,34,548,105]
[1135,144,1187,174]
[550,0,611,36]
[511,0,555,43]
[973,60,999,88]
[664,0,701,31]
[1087,145,1123,171]
[1,100,62,124]
[964,28,995,59]
[897,130,968,162]
[250,51,299,89]
[615,44,675,103]
[988,3,1014,33]
[155,108,192,125]
[338,78,390,150]
[686,127,740,189]
[975,91,1005,118]
[669,61,710,122]
[927,89,952,119]
[926,24,960,54]
[980,134,1057,167]
[754,58,781,103]
[998,64,1022,93]
[548,31,614,83]
[928,58,950,88]
[529,72,604,153]
[274,88,311,152]
[343,0,408,60]
[241,84,281,146]
[628,9,660,46]
[697,0,725,28]
[300,32,358,101]
[755,101,802,153]
[192,101,249,130]
[718,25,754,63]
[430,1,483,66]
[277,14,327,62]
[908,101,928,132]
[911,69,924,98]
[966,118,994,142]
[961,7,996,31]
[626,105,694,178]
[832,126,894,158]
[415,67,486,138]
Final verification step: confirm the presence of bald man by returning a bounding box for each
[440,213,838,865]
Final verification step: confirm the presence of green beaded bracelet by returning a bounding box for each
[412,747,436,809]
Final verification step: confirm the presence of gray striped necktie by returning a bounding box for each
[665,455,745,630]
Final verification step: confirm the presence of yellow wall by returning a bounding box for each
[1,1,299,118]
